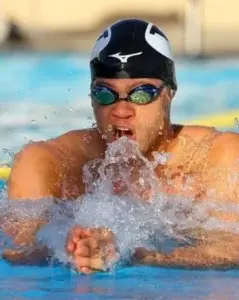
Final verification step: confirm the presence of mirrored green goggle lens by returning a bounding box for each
[93,90,115,105]
[129,90,153,104]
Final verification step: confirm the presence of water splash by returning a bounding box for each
[234,117,239,132]
[1,137,239,271]
[37,137,239,267]
[0,148,15,166]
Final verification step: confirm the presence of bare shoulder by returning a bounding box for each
[204,131,239,202]
[9,128,106,200]
[9,128,103,200]
[51,128,105,160]
[174,125,239,202]
[180,125,239,162]
[211,130,239,147]
[11,127,103,180]
[177,124,218,143]
[12,140,58,168]
[209,130,239,163]
[9,140,62,199]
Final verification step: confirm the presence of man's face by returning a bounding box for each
[92,78,172,154]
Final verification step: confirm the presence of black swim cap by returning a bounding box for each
[90,18,177,91]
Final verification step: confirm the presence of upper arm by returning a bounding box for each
[8,142,62,200]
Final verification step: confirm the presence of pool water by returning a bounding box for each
[0,195,238,300]
[1,260,239,299]
[1,53,239,299]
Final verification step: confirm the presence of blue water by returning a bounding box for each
[1,53,239,299]
[1,260,239,300]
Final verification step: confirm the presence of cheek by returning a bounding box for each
[137,103,164,131]
[93,105,110,127]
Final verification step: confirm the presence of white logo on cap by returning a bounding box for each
[108,52,143,63]
[90,28,112,61]
[145,23,173,60]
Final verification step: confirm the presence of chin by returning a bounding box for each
[138,141,152,155]
[110,134,136,143]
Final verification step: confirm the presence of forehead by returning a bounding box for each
[93,78,163,88]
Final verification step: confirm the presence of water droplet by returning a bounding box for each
[152,151,171,166]
[108,124,113,132]
[44,116,47,120]
[234,117,239,128]
[69,107,74,112]
[68,88,71,92]
[31,120,36,124]
[81,135,87,142]
[139,177,144,186]
[102,134,107,140]
[0,162,10,167]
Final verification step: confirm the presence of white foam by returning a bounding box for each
[1,137,238,270]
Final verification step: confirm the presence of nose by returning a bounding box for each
[111,100,135,119]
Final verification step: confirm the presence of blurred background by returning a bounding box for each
[0,0,239,164]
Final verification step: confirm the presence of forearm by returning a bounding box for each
[1,218,52,265]
[3,245,51,265]
[134,244,239,269]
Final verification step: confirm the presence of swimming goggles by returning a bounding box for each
[91,84,165,105]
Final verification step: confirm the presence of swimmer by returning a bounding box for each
[5,19,239,273]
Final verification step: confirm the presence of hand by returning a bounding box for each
[66,225,119,274]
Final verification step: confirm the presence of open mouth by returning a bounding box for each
[114,127,135,139]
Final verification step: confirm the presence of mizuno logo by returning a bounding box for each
[108,52,143,63]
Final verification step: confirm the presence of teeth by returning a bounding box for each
[114,127,133,139]
[116,127,130,131]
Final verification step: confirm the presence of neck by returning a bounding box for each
[146,123,182,160]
